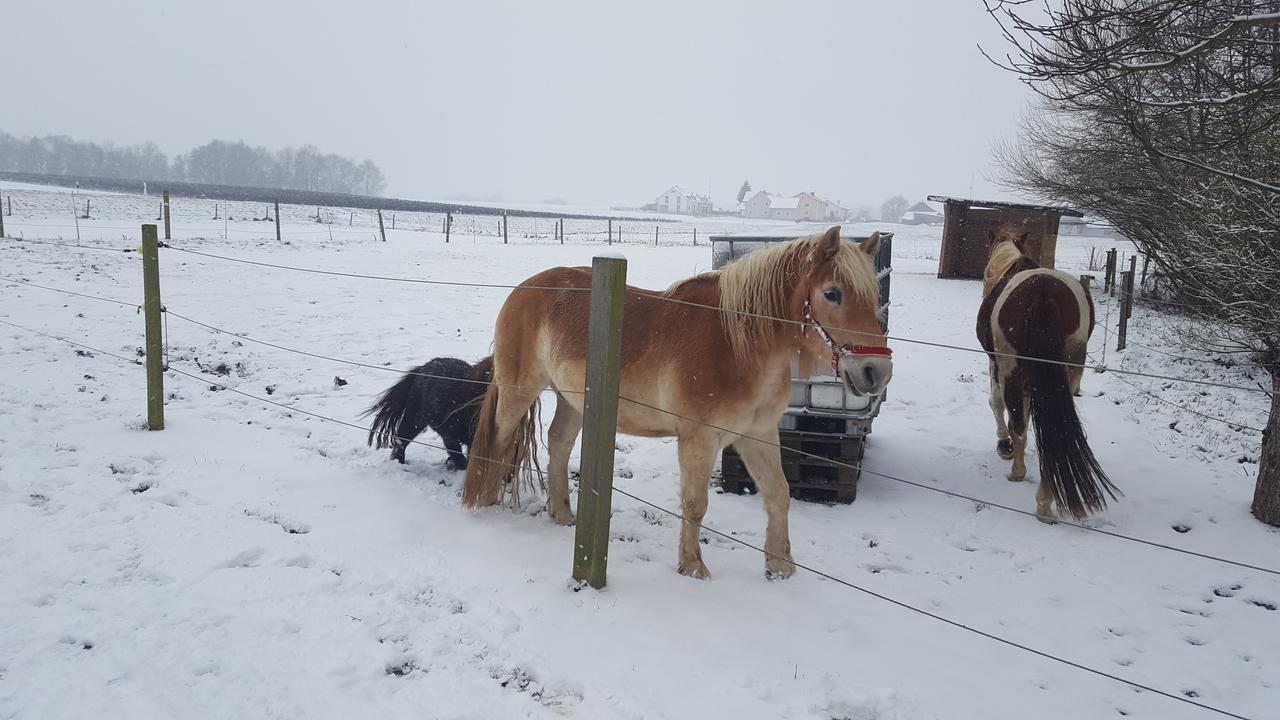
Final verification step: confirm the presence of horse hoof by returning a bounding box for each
[1036,512,1057,525]
[1007,473,1026,482]
[549,509,576,526]
[996,439,1014,460]
[678,561,711,580]
[765,558,796,580]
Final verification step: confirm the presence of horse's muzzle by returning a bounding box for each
[839,354,893,397]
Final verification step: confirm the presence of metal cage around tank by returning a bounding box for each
[709,229,893,503]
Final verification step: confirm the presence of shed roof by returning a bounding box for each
[926,195,1084,218]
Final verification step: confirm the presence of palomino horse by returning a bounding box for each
[976,229,1119,521]
[464,227,892,578]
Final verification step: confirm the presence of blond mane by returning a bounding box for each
[983,241,1026,298]
[713,231,879,356]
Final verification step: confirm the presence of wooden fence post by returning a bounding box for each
[607,218,612,246]
[1125,255,1137,319]
[274,201,281,243]
[572,253,627,589]
[377,209,387,242]
[693,228,697,246]
[0,197,5,238]
[503,212,508,244]
[1079,274,1092,295]
[141,224,165,431]
[654,225,658,246]
[162,191,171,240]
[1116,268,1133,352]
[446,212,453,243]
[559,219,564,244]
[1105,248,1117,295]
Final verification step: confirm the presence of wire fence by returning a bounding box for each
[4,271,1275,577]
[5,234,1269,396]
[0,313,1262,720]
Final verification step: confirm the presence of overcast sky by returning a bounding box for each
[7,0,1033,210]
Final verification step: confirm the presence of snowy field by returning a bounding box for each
[1,184,1278,719]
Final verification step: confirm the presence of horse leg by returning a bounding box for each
[1035,471,1056,524]
[479,386,544,506]
[989,357,1013,460]
[676,431,718,579]
[442,437,466,471]
[545,392,581,526]
[733,428,796,579]
[1065,339,1087,397]
[1004,379,1029,482]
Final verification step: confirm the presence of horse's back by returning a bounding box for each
[504,266,726,364]
[981,268,1091,355]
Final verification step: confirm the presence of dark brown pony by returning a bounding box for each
[464,227,892,579]
[977,229,1118,521]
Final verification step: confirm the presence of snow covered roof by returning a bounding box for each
[770,196,801,209]
[656,186,710,202]
[905,200,940,213]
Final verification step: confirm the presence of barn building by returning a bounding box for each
[929,195,1083,280]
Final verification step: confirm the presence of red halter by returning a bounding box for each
[802,298,893,376]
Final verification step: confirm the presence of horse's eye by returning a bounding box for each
[823,287,842,304]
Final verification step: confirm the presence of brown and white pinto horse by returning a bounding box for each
[977,229,1119,522]
[463,227,892,579]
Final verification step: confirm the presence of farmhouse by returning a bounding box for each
[741,190,837,222]
[651,186,712,216]
[900,200,944,225]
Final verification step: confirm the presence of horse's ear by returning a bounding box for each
[861,230,881,257]
[1016,232,1029,249]
[988,228,996,243]
[816,226,842,262]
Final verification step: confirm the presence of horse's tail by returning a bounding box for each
[461,380,544,508]
[363,369,423,460]
[1023,292,1120,519]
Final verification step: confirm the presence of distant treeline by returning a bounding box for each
[0,131,386,196]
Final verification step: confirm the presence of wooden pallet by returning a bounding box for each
[719,430,864,504]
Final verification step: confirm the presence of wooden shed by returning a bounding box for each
[929,195,1084,280]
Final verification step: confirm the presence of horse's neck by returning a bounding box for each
[682,269,807,364]
[984,256,1039,298]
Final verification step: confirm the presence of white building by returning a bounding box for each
[900,200,944,225]
[741,190,834,222]
[651,186,713,216]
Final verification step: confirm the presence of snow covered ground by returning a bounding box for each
[1,184,1277,719]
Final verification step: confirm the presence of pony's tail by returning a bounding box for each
[1023,295,1121,520]
[363,370,422,461]
[461,382,544,508]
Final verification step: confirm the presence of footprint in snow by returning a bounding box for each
[223,546,267,568]
[1213,583,1242,598]
[244,508,311,535]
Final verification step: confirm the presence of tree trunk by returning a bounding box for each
[1253,366,1280,526]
